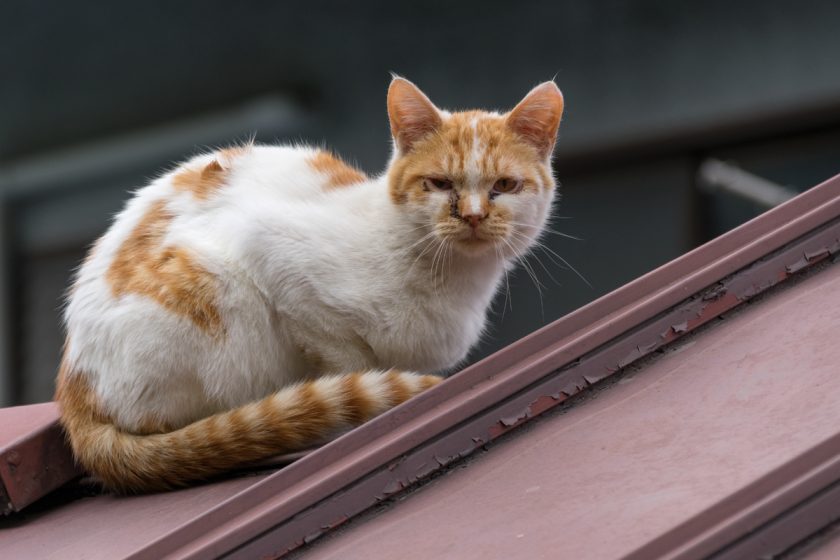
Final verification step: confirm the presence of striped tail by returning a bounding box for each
[56,367,442,493]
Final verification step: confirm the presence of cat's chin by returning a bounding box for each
[451,237,498,257]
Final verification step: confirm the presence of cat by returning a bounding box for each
[56,77,564,493]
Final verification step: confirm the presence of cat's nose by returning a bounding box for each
[461,212,486,229]
[458,193,489,228]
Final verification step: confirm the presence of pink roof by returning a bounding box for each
[3,473,272,559]
[304,262,840,559]
[3,172,840,558]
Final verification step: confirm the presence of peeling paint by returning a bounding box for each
[412,461,440,481]
[382,479,404,495]
[433,455,452,467]
[702,285,727,301]
[671,322,688,334]
[303,530,323,544]
[618,348,643,369]
[500,408,531,427]
[805,248,830,261]
[583,374,605,385]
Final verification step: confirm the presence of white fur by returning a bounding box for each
[64,143,553,432]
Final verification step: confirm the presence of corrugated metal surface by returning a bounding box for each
[303,261,840,560]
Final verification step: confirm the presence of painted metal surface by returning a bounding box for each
[1,172,839,559]
[0,402,80,514]
[304,262,840,560]
[1,473,272,559]
[803,528,840,559]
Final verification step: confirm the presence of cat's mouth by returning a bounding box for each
[449,227,504,254]
[434,218,509,254]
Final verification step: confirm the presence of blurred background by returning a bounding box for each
[2,0,839,406]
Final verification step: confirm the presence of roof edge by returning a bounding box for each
[0,403,81,514]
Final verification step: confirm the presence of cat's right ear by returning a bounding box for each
[506,81,564,160]
[387,77,443,154]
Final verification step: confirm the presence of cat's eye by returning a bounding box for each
[425,178,453,191]
[492,178,523,194]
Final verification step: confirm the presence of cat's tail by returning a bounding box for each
[56,364,442,493]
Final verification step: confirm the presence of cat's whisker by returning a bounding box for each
[494,241,513,317]
[399,229,438,255]
[533,241,592,288]
[400,222,438,235]
[501,237,545,317]
[405,234,441,278]
[526,250,562,287]
[507,221,583,241]
[506,229,586,289]
[446,239,454,278]
[430,237,449,296]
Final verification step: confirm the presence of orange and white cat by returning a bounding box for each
[57,77,564,492]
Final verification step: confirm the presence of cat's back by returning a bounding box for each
[225,144,368,200]
[72,142,369,287]
[161,142,370,204]
[67,142,372,324]
[63,144,372,421]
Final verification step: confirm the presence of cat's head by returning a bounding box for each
[386,77,563,258]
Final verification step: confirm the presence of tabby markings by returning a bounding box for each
[105,200,224,336]
[57,364,443,492]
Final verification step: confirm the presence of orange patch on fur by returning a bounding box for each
[296,342,331,377]
[340,373,375,424]
[55,359,108,425]
[385,369,412,406]
[291,383,334,441]
[106,201,223,336]
[418,374,444,391]
[172,159,228,200]
[218,145,248,161]
[56,361,173,436]
[308,150,367,188]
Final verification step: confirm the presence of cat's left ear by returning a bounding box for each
[387,77,443,154]
[506,81,565,159]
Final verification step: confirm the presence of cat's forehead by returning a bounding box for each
[431,110,537,179]
[440,110,505,143]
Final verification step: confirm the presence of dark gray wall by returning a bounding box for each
[2,0,840,404]
[5,1,840,167]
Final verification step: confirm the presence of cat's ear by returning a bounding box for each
[387,77,443,153]
[506,81,564,159]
